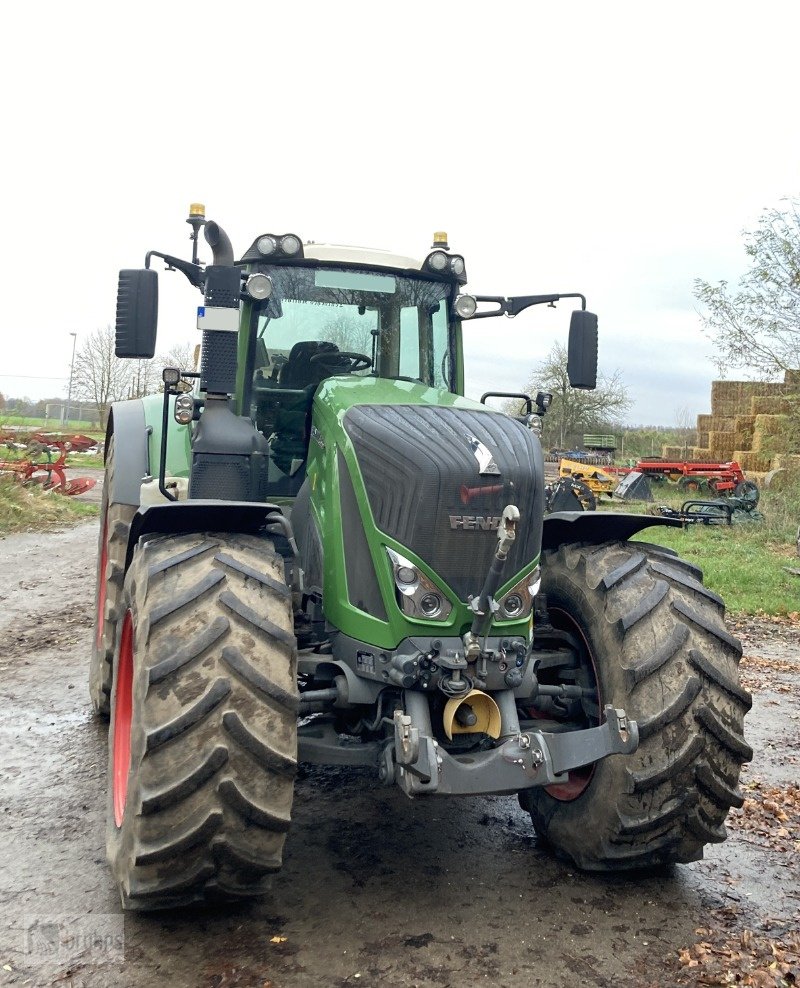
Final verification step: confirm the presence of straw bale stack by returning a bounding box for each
[784,369,800,388]
[697,413,713,433]
[733,415,756,449]
[710,399,739,419]
[709,416,735,432]
[712,380,786,403]
[686,370,797,477]
[695,413,713,449]
[752,414,789,453]
[661,445,687,459]
[749,395,793,415]
[734,450,772,472]
[708,431,736,460]
[772,453,800,472]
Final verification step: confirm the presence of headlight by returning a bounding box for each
[174,393,195,425]
[449,255,465,276]
[386,547,452,621]
[527,414,543,435]
[497,566,540,619]
[256,234,277,256]
[502,593,524,617]
[454,294,478,319]
[427,250,449,271]
[245,273,273,300]
[280,234,302,256]
[396,565,418,588]
[419,593,443,617]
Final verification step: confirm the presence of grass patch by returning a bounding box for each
[66,453,105,469]
[0,479,98,536]
[627,481,800,616]
[0,415,100,432]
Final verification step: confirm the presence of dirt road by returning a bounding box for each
[1,519,798,988]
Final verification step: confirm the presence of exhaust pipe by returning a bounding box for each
[204,220,234,266]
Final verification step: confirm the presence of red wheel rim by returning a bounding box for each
[113,610,134,827]
[96,509,109,649]
[544,607,601,802]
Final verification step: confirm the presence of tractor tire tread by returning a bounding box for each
[90,436,137,717]
[107,531,297,911]
[522,540,750,871]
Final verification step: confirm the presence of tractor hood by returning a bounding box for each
[309,377,545,613]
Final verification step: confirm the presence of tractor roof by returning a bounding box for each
[300,243,425,271]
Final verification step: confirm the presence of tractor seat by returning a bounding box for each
[279,340,342,390]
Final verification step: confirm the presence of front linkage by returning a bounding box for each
[389,699,636,797]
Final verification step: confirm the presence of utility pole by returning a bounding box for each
[66,332,77,426]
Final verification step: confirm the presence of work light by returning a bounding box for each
[245,273,273,300]
[455,294,478,319]
[280,234,302,256]
[256,235,277,256]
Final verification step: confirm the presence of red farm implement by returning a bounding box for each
[626,459,748,495]
[0,431,97,496]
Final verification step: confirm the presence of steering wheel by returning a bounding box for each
[310,351,373,374]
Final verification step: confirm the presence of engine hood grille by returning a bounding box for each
[342,404,544,601]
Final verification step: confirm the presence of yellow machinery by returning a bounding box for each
[559,458,616,498]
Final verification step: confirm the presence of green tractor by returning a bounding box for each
[92,205,751,910]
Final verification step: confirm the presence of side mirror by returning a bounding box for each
[567,310,598,390]
[115,269,158,358]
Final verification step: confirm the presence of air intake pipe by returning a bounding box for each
[198,221,239,397]
[204,220,234,267]
[189,219,270,501]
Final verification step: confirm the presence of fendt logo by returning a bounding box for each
[449,515,503,531]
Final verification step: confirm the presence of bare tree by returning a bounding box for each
[127,359,160,399]
[71,326,138,426]
[694,200,800,377]
[521,342,631,449]
[319,314,373,354]
[674,406,697,458]
[159,341,198,374]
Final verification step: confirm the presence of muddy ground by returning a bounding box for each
[0,499,798,988]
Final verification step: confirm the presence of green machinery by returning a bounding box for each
[92,205,751,910]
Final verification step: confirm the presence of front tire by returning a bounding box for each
[521,540,752,870]
[107,531,298,910]
[90,436,136,717]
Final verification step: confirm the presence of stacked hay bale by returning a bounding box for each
[677,371,798,477]
[696,414,713,449]
[750,395,794,415]
[733,414,756,451]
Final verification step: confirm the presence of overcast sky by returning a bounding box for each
[2,1,798,425]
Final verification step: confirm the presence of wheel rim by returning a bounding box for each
[113,610,134,827]
[544,606,601,802]
[96,508,109,649]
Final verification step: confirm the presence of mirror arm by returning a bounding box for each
[145,250,205,290]
[480,391,533,414]
[506,292,587,315]
[469,292,587,319]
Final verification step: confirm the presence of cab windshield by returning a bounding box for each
[246,265,454,495]
[249,265,453,392]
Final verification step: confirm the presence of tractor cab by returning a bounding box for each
[239,241,462,496]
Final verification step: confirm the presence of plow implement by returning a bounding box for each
[0,431,97,496]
